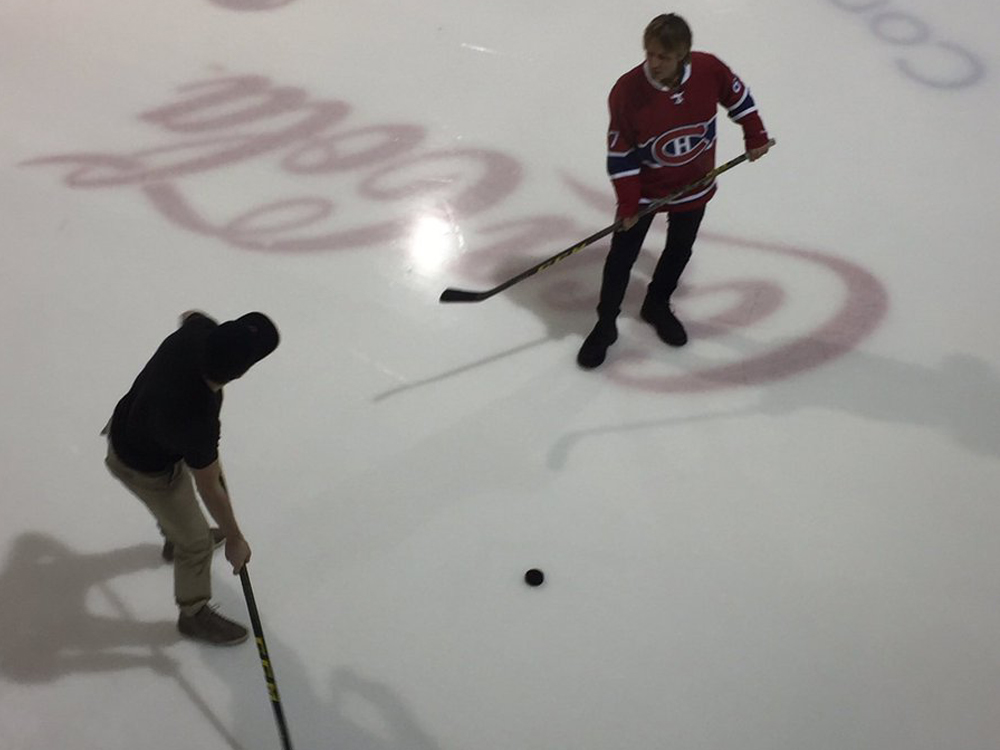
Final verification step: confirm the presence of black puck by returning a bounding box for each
[524,569,544,587]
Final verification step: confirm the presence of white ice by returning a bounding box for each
[2,1,1000,749]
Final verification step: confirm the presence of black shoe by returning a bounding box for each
[177,604,249,646]
[641,300,687,347]
[577,319,618,369]
[162,528,225,562]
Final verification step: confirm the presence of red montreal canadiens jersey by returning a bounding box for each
[607,51,769,217]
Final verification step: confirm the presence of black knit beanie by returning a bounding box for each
[202,312,279,383]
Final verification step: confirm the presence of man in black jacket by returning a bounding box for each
[104,310,279,645]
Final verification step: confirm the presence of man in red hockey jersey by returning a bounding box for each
[578,13,771,369]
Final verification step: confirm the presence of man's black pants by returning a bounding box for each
[596,207,705,320]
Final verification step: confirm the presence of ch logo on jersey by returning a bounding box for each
[650,121,715,166]
[608,131,620,150]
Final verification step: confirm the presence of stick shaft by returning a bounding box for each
[439,139,775,303]
[240,567,294,750]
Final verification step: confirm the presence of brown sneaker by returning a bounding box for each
[162,528,225,562]
[178,605,249,646]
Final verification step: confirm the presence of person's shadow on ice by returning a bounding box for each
[0,532,176,682]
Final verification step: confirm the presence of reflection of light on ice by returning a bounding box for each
[408,212,462,275]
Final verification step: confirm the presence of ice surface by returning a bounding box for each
[2,1,999,749]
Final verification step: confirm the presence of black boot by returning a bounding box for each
[577,319,618,369]
[640,299,687,347]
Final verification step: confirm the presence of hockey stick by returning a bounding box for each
[439,138,776,303]
[240,567,295,750]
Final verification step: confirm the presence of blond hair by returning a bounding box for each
[644,13,693,57]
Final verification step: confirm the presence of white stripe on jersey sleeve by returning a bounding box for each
[727,87,750,113]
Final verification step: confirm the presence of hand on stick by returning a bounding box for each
[226,536,251,574]
[618,215,640,232]
[747,143,771,161]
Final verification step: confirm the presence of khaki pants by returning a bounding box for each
[104,440,213,616]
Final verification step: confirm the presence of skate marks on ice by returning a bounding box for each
[373,336,550,402]
[547,407,759,471]
[209,0,296,10]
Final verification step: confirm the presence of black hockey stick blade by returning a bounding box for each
[439,287,492,303]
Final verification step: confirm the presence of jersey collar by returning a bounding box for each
[643,60,692,93]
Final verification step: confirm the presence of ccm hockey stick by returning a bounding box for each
[240,567,294,750]
[439,138,776,303]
